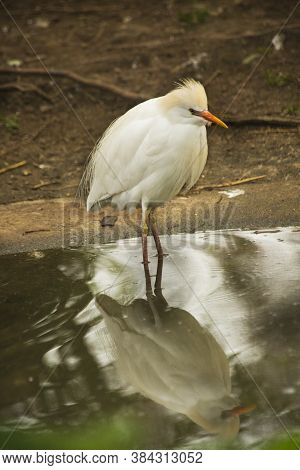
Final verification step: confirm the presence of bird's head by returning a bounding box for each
[161,78,228,128]
[187,397,255,439]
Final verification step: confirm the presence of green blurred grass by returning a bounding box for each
[1,419,299,450]
[260,433,300,450]
[0,418,144,450]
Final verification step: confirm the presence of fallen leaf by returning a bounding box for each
[242,53,260,65]
[7,59,23,67]
[272,33,285,51]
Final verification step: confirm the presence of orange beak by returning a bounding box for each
[228,404,256,417]
[200,110,228,128]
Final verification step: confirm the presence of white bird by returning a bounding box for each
[81,79,228,264]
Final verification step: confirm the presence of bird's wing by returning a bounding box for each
[82,98,170,210]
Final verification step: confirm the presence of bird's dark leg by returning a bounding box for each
[142,222,150,265]
[148,208,165,258]
[153,252,168,308]
[143,263,153,298]
[141,210,152,293]
[154,251,163,292]
[142,229,166,326]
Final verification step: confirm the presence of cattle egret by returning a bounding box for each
[95,256,253,438]
[81,79,228,263]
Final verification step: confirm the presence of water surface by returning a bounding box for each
[0,228,299,449]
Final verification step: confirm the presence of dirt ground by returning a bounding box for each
[0,0,299,252]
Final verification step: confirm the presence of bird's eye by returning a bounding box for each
[189,108,196,115]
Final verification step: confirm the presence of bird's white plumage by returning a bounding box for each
[82,80,209,214]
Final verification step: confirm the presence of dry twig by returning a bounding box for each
[193,175,266,192]
[1,69,298,125]
[31,181,56,190]
[23,229,50,235]
[225,116,300,127]
[0,160,27,175]
[0,81,53,102]
[0,67,148,101]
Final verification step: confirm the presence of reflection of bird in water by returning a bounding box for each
[96,256,253,438]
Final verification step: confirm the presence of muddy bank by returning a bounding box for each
[0,1,299,254]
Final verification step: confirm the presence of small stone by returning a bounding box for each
[100,216,118,227]
[38,164,51,170]
[40,104,52,113]
[35,18,50,29]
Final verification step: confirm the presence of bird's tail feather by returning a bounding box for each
[87,194,112,212]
